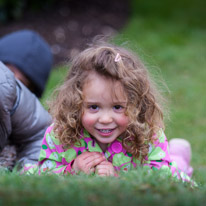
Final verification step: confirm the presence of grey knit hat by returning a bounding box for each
[0,30,53,97]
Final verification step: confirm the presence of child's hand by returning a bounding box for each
[72,152,105,174]
[95,160,115,176]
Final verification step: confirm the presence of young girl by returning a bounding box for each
[23,42,193,181]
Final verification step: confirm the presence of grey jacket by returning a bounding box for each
[0,61,52,169]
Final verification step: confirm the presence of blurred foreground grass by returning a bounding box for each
[0,168,205,206]
[1,0,205,204]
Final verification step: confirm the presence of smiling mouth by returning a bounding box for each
[97,129,114,134]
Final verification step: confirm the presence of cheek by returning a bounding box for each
[81,112,96,128]
[117,115,129,128]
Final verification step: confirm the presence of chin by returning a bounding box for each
[98,137,117,144]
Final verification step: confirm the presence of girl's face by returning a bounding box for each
[81,72,129,152]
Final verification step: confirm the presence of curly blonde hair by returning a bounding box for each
[49,42,166,162]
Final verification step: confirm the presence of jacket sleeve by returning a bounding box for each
[0,62,17,150]
[0,61,52,169]
[143,130,193,183]
[10,79,52,169]
[34,125,76,175]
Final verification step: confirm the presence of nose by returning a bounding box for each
[98,111,113,124]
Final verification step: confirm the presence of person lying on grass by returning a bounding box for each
[22,42,193,182]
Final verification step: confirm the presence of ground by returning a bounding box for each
[0,0,129,169]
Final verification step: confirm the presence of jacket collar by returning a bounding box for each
[80,129,127,159]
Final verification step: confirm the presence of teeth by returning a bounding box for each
[99,129,113,133]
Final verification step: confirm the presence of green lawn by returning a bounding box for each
[1,0,206,205]
[0,168,205,206]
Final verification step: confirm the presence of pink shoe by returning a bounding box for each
[169,138,193,177]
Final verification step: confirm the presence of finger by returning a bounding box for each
[96,164,108,169]
[86,157,105,169]
[72,152,97,172]
[81,152,101,160]
[98,169,114,176]
[84,153,104,163]
[83,152,105,161]
[74,152,105,173]
[84,154,105,167]
[83,155,105,174]
[96,164,115,176]
[86,167,95,174]
[98,160,110,166]
[96,168,109,176]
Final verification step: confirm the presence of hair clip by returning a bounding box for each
[114,53,121,62]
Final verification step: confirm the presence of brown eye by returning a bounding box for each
[113,105,124,112]
[88,105,99,112]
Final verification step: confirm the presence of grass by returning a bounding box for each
[40,64,68,109]
[1,0,206,205]
[0,168,205,206]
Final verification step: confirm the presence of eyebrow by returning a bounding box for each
[84,101,127,105]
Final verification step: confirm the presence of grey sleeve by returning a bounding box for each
[10,80,52,168]
[0,62,17,151]
[0,62,52,169]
